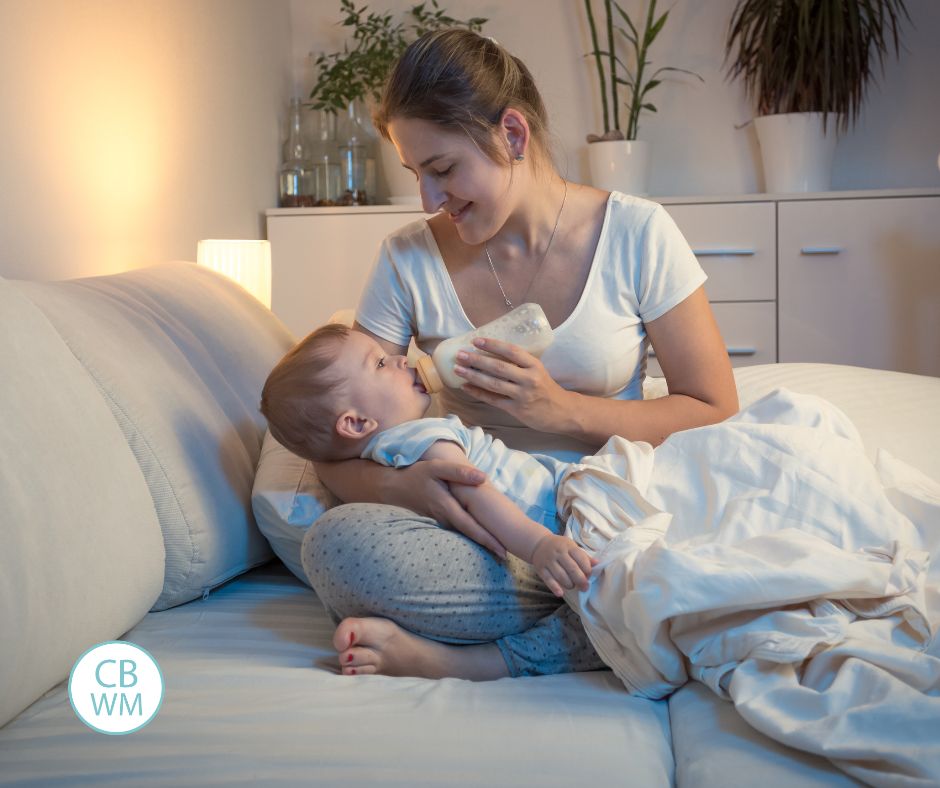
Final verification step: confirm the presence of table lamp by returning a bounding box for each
[196,239,271,308]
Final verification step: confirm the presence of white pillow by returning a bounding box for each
[252,430,340,586]
[733,362,940,482]
[648,364,940,481]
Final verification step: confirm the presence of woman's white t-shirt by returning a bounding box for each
[356,192,706,462]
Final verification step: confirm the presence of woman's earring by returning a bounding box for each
[514,153,525,162]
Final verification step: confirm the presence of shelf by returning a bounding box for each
[265,203,427,217]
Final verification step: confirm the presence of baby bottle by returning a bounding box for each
[414,303,554,394]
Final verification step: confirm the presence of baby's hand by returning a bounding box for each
[530,534,596,597]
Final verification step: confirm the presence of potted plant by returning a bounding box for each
[583,0,702,195]
[309,0,486,203]
[725,0,910,193]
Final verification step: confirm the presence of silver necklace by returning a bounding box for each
[484,180,568,310]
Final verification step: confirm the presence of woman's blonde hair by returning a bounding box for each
[373,28,552,167]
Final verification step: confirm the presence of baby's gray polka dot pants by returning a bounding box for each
[301,503,604,677]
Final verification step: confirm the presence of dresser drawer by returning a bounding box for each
[664,202,776,302]
[647,300,776,376]
[778,196,940,376]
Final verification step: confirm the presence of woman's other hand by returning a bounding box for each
[453,337,573,433]
[384,459,506,558]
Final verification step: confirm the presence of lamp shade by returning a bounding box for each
[196,239,271,308]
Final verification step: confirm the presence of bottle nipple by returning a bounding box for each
[414,355,443,394]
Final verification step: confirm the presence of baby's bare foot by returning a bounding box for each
[332,617,508,681]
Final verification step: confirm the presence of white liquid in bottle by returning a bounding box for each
[414,303,554,394]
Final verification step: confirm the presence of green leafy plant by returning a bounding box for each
[724,0,910,133]
[583,0,702,142]
[309,0,486,113]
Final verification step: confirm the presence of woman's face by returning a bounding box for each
[387,116,515,245]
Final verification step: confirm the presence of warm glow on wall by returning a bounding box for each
[197,240,272,308]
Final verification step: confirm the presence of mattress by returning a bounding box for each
[0,564,673,787]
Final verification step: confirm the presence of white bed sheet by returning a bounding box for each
[0,564,672,787]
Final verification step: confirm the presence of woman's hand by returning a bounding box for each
[383,459,507,558]
[454,337,574,433]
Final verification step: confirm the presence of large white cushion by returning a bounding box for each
[15,263,295,609]
[0,280,165,728]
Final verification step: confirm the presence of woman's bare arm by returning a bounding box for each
[561,287,739,446]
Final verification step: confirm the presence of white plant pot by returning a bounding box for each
[587,139,650,196]
[379,138,420,205]
[753,113,837,193]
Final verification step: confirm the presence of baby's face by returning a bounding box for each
[333,331,431,431]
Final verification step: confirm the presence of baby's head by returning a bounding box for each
[260,324,431,462]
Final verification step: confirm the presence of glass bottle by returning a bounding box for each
[337,100,376,205]
[414,303,555,393]
[310,109,342,206]
[278,98,315,207]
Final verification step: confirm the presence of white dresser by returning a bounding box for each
[266,188,940,377]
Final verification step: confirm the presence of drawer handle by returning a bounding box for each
[692,248,756,257]
[800,246,843,255]
[649,346,756,359]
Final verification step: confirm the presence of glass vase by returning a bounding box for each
[278,98,315,207]
[309,109,342,206]
[337,101,376,205]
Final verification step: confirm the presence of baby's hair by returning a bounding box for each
[260,323,351,462]
[373,28,551,168]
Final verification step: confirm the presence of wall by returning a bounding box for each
[0,0,293,281]
[290,0,940,197]
[1,0,934,283]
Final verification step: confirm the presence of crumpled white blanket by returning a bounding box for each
[558,389,940,787]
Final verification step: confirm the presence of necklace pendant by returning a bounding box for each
[504,297,513,309]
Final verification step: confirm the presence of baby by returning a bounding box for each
[260,323,595,597]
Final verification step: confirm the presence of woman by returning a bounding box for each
[303,29,738,681]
